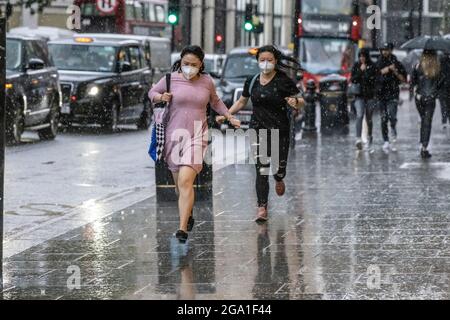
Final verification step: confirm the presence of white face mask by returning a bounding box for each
[181,66,199,80]
[259,61,275,74]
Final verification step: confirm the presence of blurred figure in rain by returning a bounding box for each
[375,42,407,152]
[411,49,444,159]
[350,48,377,150]
[438,52,450,129]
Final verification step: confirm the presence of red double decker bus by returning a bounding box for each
[294,0,362,86]
[74,0,170,37]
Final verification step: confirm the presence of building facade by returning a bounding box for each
[3,0,450,52]
[175,0,295,53]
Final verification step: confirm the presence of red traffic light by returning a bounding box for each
[215,34,223,43]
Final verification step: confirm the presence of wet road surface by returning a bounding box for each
[3,95,450,300]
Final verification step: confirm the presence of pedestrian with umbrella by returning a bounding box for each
[410,49,444,159]
[401,36,450,158]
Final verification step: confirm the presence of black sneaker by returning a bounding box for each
[175,230,189,243]
[187,214,195,232]
[421,150,432,159]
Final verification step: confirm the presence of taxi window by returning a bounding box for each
[48,44,117,72]
[25,41,41,63]
[128,46,141,70]
[32,41,51,66]
[140,46,148,67]
[6,39,22,71]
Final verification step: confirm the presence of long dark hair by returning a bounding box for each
[172,45,206,73]
[256,45,303,73]
[358,48,373,65]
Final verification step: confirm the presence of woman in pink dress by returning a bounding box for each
[149,46,240,242]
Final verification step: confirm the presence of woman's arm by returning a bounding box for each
[148,76,171,103]
[228,96,250,115]
[209,79,241,128]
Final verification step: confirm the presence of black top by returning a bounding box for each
[439,55,450,98]
[375,54,407,101]
[242,71,300,131]
[351,62,378,99]
[411,63,444,100]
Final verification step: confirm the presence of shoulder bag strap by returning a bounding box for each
[248,73,259,96]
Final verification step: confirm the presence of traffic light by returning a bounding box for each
[168,0,179,25]
[215,34,223,43]
[244,4,253,31]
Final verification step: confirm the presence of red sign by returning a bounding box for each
[96,0,117,14]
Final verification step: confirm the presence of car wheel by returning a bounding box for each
[38,98,60,141]
[6,107,24,145]
[137,99,152,130]
[102,101,119,133]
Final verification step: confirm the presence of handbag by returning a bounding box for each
[148,73,171,162]
[348,83,361,96]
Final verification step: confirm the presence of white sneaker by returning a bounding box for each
[383,142,390,152]
[356,139,363,151]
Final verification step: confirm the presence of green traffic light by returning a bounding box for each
[168,14,178,25]
[244,22,253,31]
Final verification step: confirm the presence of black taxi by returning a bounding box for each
[5,34,62,144]
[47,36,152,131]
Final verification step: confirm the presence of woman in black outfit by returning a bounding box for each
[217,45,304,222]
[350,48,378,150]
[411,49,443,159]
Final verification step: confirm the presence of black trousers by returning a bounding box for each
[416,97,436,148]
[254,129,290,207]
[439,96,450,125]
[379,98,398,142]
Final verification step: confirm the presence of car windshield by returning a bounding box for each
[223,54,259,79]
[204,58,214,73]
[48,44,117,72]
[300,38,356,75]
[6,39,22,71]
[302,0,353,15]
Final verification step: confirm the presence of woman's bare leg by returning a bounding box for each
[177,166,197,232]
[172,172,180,197]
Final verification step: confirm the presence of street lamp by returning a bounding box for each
[0,17,6,296]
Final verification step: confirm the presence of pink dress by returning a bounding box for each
[149,72,229,174]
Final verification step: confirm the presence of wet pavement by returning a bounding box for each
[3,94,450,300]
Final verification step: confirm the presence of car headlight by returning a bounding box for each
[87,86,100,96]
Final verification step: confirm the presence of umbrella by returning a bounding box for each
[401,36,450,52]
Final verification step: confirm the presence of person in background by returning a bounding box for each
[438,53,450,129]
[375,42,407,152]
[350,48,378,150]
[411,49,443,159]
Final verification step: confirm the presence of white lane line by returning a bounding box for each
[117,261,134,270]
[38,269,57,279]
[106,239,120,247]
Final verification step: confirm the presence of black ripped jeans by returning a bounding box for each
[253,129,290,208]
[416,96,437,148]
